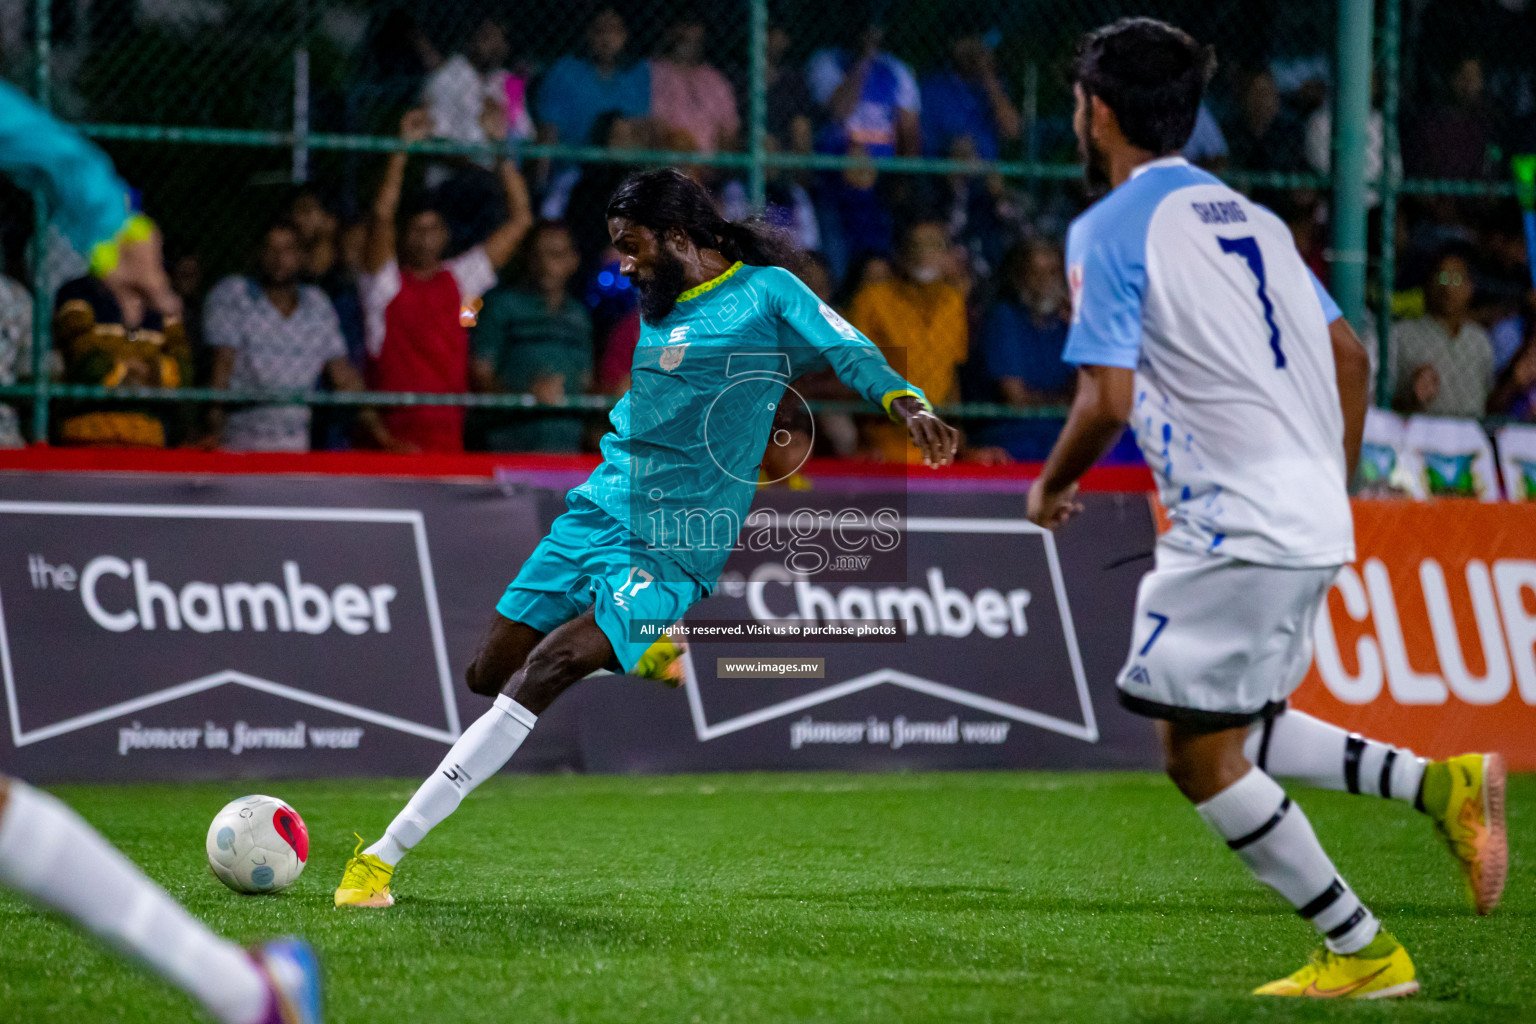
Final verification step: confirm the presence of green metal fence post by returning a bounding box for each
[29,0,51,444]
[29,196,49,444]
[747,0,768,210]
[1376,0,1401,407]
[292,0,311,184]
[31,0,48,109]
[1331,0,1374,331]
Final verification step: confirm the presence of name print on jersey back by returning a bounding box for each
[1063,156,1354,569]
[1190,200,1247,225]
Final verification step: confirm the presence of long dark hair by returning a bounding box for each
[606,168,803,272]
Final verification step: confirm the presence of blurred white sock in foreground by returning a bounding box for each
[0,777,270,1024]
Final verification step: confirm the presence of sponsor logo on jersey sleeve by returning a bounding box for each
[818,302,860,341]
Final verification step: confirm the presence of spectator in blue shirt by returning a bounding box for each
[812,156,894,283]
[807,24,920,158]
[973,239,1074,460]
[534,8,650,155]
[919,31,1021,160]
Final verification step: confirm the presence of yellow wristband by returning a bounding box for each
[89,214,158,278]
[880,389,930,421]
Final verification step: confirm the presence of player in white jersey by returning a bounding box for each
[1027,18,1507,998]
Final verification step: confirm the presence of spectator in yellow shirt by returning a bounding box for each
[848,218,967,461]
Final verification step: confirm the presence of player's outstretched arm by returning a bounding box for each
[768,268,958,467]
[1329,316,1370,488]
[1027,364,1134,528]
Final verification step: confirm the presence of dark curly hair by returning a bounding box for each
[606,168,803,271]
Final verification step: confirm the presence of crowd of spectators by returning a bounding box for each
[5,4,1535,465]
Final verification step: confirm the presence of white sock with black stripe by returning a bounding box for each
[1244,710,1427,808]
[1197,767,1380,954]
[365,695,537,867]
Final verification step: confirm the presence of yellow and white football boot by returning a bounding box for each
[1254,931,1418,999]
[333,835,395,908]
[632,633,688,688]
[1423,752,1508,915]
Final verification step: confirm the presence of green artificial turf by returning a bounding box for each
[0,772,1530,1023]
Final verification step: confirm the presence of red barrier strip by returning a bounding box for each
[0,446,1153,491]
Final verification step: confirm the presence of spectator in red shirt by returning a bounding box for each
[360,109,532,451]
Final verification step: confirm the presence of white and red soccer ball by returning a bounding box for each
[205,795,309,894]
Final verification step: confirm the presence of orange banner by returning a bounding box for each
[1290,501,1536,769]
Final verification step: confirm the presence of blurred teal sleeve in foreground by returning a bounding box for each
[0,79,129,252]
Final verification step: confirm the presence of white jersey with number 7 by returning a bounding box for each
[1064,155,1353,568]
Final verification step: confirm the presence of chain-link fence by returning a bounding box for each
[0,0,1530,456]
[1375,0,1535,428]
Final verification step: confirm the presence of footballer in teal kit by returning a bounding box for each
[337,169,959,907]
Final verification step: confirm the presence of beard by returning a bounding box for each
[1078,130,1112,197]
[636,248,688,326]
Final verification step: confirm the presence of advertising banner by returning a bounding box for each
[0,471,1161,780]
[580,490,1161,772]
[1400,416,1501,500]
[0,472,573,781]
[1497,423,1536,502]
[1292,501,1536,769]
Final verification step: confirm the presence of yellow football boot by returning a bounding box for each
[1254,931,1418,999]
[333,835,395,908]
[1423,753,1507,915]
[632,633,688,687]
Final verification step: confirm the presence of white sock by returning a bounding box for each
[1244,710,1426,806]
[0,780,270,1024]
[366,694,536,867]
[1197,767,1380,954]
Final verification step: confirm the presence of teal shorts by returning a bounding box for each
[496,494,704,673]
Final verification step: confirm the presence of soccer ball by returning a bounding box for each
[205,795,309,894]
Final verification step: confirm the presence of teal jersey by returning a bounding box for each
[572,262,926,587]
